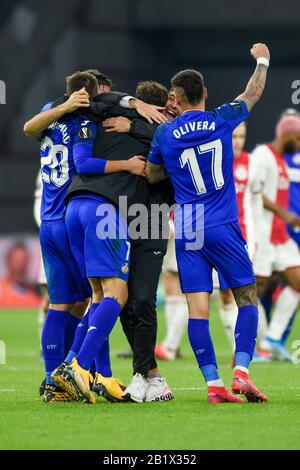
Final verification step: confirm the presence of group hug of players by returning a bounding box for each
[24,42,300,406]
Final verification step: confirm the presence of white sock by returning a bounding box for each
[266,287,299,341]
[163,295,188,352]
[234,366,249,374]
[38,306,45,340]
[207,379,224,388]
[257,301,268,345]
[219,302,238,351]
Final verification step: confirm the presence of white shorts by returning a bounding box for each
[38,247,47,285]
[162,237,178,273]
[212,269,220,289]
[34,196,47,285]
[254,238,300,277]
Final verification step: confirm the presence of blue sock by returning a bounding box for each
[42,309,71,385]
[77,297,121,371]
[95,338,112,377]
[64,307,94,363]
[64,315,80,357]
[234,305,258,369]
[90,361,96,378]
[90,303,112,377]
[188,319,219,383]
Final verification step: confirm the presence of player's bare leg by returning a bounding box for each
[155,271,188,361]
[219,289,238,360]
[186,291,244,404]
[260,267,300,362]
[231,282,268,402]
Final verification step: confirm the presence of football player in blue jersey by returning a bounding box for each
[146,43,270,403]
[24,72,148,402]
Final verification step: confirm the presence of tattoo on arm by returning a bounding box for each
[146,161,168,184]
[232,282,258,308]
[236,64,268,111]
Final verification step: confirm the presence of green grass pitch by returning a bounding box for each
[0,305,300,450]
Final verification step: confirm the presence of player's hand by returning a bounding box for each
[130,99,167,124]
[284,211,300,228]
[127,155,146,176]
[103,117,131,133]
[250,43,270,61]
[63,88,90,112]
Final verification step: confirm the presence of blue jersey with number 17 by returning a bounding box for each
[148,100,249,228]
[40,106,97,221]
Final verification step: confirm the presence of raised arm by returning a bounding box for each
[23,88,89,139]
[236,43,270,111]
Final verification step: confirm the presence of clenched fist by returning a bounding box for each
[250,43,270,61]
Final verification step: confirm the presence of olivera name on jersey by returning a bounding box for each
[173,120,216,139]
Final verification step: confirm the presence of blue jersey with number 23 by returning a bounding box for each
[40,104,97,221]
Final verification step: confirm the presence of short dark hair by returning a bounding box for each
[171,69,204,106]
[84,68,112,89]
[135,81,168,107]
[65,71,99,99]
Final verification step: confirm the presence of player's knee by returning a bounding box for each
[288,279,300,293]
[232,282,258,308]
[103,290,128,308]
[70,301,88,318]
[190,312,209,320]
[220,289,234,306]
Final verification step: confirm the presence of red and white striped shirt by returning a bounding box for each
[251,144,290,244]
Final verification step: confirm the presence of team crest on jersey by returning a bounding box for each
[121,263,129,274]
[234,164,248,181]
[79,127,92,139]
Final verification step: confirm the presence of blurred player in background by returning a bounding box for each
[147,43,270,404]
[155,213,188,361]
[0,242,40,308]
[256,110,300,360]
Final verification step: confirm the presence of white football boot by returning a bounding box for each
[122,373,148,403]
[145,376,174,402]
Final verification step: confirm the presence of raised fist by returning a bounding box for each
[250,43,270,61]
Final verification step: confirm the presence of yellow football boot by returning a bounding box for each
[42,384,73,403]
[93,372,126,402]
[63,358,96,404]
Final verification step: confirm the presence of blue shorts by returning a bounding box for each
[40,219,91,303]
[65,195,130,281]
[175,221,256,293]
